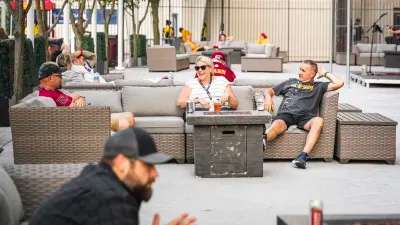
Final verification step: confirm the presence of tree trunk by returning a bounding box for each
[75,33,83,50]
[150,0,160,45]
[13,0,26,101]
[104,24,109,73]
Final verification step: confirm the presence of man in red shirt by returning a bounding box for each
[210,51,236,82]
[38,62,134,131]
[38,62,85,107]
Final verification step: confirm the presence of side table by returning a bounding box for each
[336,112,397,164]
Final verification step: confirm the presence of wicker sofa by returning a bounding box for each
[353,43,399,66]
[241,43,283,72]
[265,91,339,161]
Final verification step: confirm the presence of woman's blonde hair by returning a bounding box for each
[195,56,214,68]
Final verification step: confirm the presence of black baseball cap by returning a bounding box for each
[38,62,62,80]
[103,128,173,164]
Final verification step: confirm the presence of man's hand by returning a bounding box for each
[264,99,275,113]
[71,96,86,107]
[152,213,196,225]
[316,65,328,79]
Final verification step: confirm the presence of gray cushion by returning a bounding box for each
[0,166,24,225]
[14,96,56,108]
[63,82,115,90]
[231,86,254,110]
[376,44,396,53]
[185,123,194,134]
[135,116,184,133]
[73,90,122,113]
[247,43,265,54]
[122,86,184,116]
[227,40,246,49]
[357,43,376,53]
[183,43,192,53]
[115,78,174,87]
[176,54,190,60]
[265,44,275,57]
[233,78,287,88]
[359,52,384,58]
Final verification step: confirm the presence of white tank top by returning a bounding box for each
[186,76,229,102]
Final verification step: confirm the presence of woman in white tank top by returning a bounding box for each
[177,56,238,110]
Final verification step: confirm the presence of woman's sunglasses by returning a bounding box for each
[194,65,208,71]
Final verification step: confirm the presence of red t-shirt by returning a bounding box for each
[39,88,73,107]
[212,61,236,82]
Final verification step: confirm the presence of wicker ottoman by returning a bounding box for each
[338,103,362,112]
[336,112,397,164]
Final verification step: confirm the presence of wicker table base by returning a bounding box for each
[336,112,397,164]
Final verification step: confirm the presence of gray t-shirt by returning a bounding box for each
[273,78,329,116]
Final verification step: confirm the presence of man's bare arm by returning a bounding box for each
[264,88,275,112]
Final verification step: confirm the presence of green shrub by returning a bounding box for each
[96,32,106,61]
[0,39,13,98]
[130,34,146,57]
[81,35,94,52]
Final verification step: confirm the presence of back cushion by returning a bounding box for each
[122,86,184,116]
[74,90,122,113]
[247,43,265,54]
[0,167,24,225]
[376,44,396,53]
[265,44,275,57]
[357,43,376,53]
[14,96,56,108]
[231,86,254,110]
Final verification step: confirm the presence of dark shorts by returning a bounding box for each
[273,113,314,130]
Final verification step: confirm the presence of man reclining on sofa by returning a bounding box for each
[37,62,134,131]
[263,60,344,169]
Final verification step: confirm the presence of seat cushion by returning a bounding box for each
[233,78,287,88]
[231,86,254,110]
[73,90,122,113]
[356,43,377,53]
[135,116,184,133]
[0,166,24,225]
[376,44,396,53]
[359,52,384,58]
[243,54,267,58]
[122,86,184,117]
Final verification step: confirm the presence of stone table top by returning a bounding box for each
[186,110,271,125]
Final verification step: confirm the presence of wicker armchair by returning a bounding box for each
[10,106,111,164]
[146,46,190,72]
[265,91,339,161]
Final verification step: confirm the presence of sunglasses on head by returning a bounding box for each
[194,65,208,71]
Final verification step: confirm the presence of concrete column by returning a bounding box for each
[63,2,71,49]
[27,4,35,45]
[346,0,351,86]
[91,1,97,54]
[116,0,124,70]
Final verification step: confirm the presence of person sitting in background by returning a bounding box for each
[179,27,191,43]
[185,34,206,53]
[71,49,106,83]
[177,56,238,110]
[37,62,135,131]
[385,26,400,45]
[263,60,344,169]
[210,51,236,82]
[256,32,268,45]
[48,39,63,62]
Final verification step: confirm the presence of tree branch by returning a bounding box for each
[23,0,33,16]
[46,0,68,35]
[137,0,149,32]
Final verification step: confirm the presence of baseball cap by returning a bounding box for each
[211,51,225,62]
[38,62,62,80]
[103,128,173,164]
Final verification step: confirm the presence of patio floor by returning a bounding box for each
[1,63,400,225]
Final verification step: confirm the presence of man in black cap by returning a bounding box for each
[29,128,196,225]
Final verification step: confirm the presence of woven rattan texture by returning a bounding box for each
[151,133,185,163]
[336,112,397,163]
[186,134,194,163]
[265,92,339,160]
[4,164,86,219]
[10,107,110,164]
[338,103,362,112]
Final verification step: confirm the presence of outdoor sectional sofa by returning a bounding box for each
[353,43,400,66]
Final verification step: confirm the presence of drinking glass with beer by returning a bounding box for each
[213,98,222,112]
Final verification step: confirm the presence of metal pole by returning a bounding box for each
[91,0,97,54]
[220,0,224,33]
[346,0,351,86]
[116,0,125,70]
